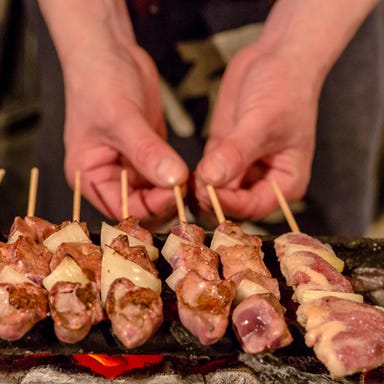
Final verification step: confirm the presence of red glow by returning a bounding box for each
[73,354,163,379]
[362,367,384,383]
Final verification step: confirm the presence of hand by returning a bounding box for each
[62,43,189,224]
[194,41,319,222]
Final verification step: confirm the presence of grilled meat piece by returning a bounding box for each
[48,242,104,343]
[279,250,353,303]
[297,296,384,378]
[115,217,154,245]
[170,223,205,244]
[104,235,163,348]
[0,236,52,286]
[0,282,48,341]
[110,235,159,277]
[8,216,59,244]
[274,232,336,261]
[218,244,271,279]
[169,243,220,281]
[49,281,104,344]
[232,293,293,353]
[50,242,103,290]
[230,269,281,300]
[176,270,235,345]
[215,221,262,247]
[106,278,163,349]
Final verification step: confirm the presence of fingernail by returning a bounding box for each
[156,157,186,185]
[201,155,227,184]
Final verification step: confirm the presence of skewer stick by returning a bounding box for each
[27,167,39,217]
[121,169,129,219]
[174,185,187,224]
[206,184,226,224]
[72,170,81,222]
[270,179,300,233]
[0,169,5,184]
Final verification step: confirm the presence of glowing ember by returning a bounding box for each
[362,366,384,384]
[73,354,164,379]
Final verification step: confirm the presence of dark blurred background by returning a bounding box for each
[0,0,40,229]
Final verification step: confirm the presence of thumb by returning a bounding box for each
[196,133,262,186]
[114,118,189,187]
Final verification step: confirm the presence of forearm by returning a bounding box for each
[37,0,136,67]
[258,0,380,90]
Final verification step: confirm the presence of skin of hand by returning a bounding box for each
[194,0,379,223]
[38,0,189,225]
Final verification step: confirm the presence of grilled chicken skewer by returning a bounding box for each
[0,169,52,341]
[42,171,104,344]
[161,185,235,345]
[207,185,293,353]
[271,179,384,378]
[100,170,163,349]
[275,230,384,378]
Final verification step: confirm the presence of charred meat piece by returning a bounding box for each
[163,230,234,345]
[176,270,235,345]
[115,217,154,245]
[215,221,263,247]
[169,243,220,281]
[0,282,48,341]
[218,244,271,279]
[48,242,104,343]
[104,236,163,348]
[8,216,59,244]
[110,235,159,278]
[50,242,103,290]
[297,296,384,378]
[49,281,104,344]
[0,236,52,286]
[232,293,293,353]
[106,278,163,349]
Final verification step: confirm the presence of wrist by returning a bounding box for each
[256,0,379,93]
[38,0,136,68]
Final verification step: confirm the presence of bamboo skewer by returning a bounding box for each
[206,184,226,224]
[270,179,300,233]
[27,167,39,217]
[72,170,81,222]
[0,169,5,184]
[121,169,129,219]
[173,185,187,224]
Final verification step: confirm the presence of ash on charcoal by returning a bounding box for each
[0,366,205,384]
[207,370,263,384]
[239,353,362,384]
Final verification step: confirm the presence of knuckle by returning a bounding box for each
[133,139,161,166]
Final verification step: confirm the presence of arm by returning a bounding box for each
[38,0,189,224]
[194,0,379,221]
